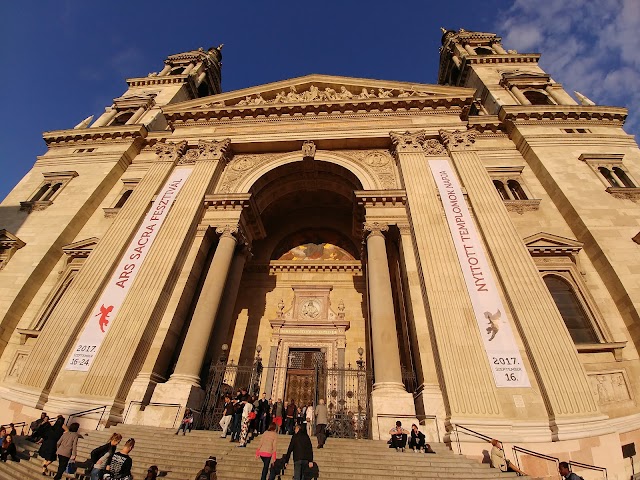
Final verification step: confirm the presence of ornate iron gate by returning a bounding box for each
[322,365,372,439]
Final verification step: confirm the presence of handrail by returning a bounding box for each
[66,405,108,431]
[569,460,608,480]
[1,421,27,436]
[512,444,558,463]
[451,423,493,455]
[123,401,183,429]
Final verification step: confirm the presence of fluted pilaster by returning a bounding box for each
[391,131,502,417]
[79,139,232,398]
[439,128,599,419]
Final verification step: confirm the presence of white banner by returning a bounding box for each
[429,159,530,387]
[66,167,193,371]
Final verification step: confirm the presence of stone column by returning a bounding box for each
[159,64,172,76]
[545,86,577,105]
[196,71,207,87]
[18,137,176,404]
[364,221,416,439]
[510,86,531,105]
[464,44,476,55]
[493,43,508,54]
[91,108,118,128]
[126,106,147,125]
[263,341,279,399]
[390,131,502,422]
[170,225,241,385]
[364,222,404,389]
[439,129,604,438]
[183,63,195,75]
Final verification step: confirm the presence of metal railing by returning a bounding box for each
[0,421,27,436]
[66,405,108,431]
[416,415,440,443]
[123,401,183,429]
[451,423,493,455]
[568,460,608,480]
[512,445,559,478]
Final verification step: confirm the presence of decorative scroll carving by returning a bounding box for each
[504,199,542,214]
[153,140,188,163]
[589,371,631,405]
[423,138,447,156]
[19,200,53,213]
[363,222,389,239]
[179,139,232,165]
[206,85,435,109]
[302,140,316,160]
[439,129,478,151]
[215,224,239,239]
[390,130,428,153]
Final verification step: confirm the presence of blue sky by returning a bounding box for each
[1,1,637,201]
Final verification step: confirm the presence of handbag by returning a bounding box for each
[66,461,77,474]
[248,411,257,420]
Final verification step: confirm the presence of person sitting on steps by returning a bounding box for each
[176,408,194,435]
[408,424,435,453]
[490,439,527,476]
[389,421,410,452]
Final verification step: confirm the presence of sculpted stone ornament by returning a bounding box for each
[153,140,188,163]
[215,224,240,240]
[439,129,478,151]
[390,130,428,153]
[363,222,389,239]
[423,138,447,156]
[179,139,232,165]
[302,140,316,160]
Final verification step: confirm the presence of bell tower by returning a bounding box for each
[88,45,223,130]
[438,28,577,115]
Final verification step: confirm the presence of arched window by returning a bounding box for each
[507,180,527,200]
[42,183,62,201]
[598,167,620,187]
[493,180,509,200]
[475,46,494,55]
[170,66,185,75]
[543,275,598,344]
[523,90,554,105]
[613,167,636,187]
[111,111,134,126]
[114,189,133,208]
[31,183,51,202]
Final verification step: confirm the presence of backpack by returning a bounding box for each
[303,462,319,480]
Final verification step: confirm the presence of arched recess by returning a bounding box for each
[233,150,381,194]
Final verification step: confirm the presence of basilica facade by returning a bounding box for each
[1,29,639,477]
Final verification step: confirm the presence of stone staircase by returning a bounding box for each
[0,424,530,480]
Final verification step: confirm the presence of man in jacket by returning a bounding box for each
[314,399,328,448]
[559,461,583,480]
[285,399,297,435]
[284,425,314,480]
[219,396,233,438]
[257,392,270,434]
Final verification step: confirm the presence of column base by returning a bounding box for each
[135,381,204,429]
[370,384,416,440]
[414,383,447,443]
[167,372,201,387]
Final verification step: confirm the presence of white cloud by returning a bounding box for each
[497,0,640,137]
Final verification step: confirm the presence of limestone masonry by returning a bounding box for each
[0,29,639,478]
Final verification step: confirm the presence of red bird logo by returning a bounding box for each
[95,304,114,333]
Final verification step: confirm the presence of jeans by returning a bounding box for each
[285,417,295,434]
[260,455,271,480]
[293,460,308,480]
[90,467,103,480]
[176,421,192,434]
[316,424,326,447]
[53,455,70,480]
[231,414,242,440]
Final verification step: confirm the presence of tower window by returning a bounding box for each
[543,275,599,344]
[475,46,494,55]
[104,179,139,217]
[613,167,636,188]
[493,180,509,200]
[523,90,555,105]
[507,180,527,200]
[114,189,133,208]
[111,111,135,126]
[598,167,620,187]
[170,66,185,75]
[21,171,78,213]
[581,154,639,196]
[488,168,539,213]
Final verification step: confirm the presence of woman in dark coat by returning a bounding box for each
[39,416,65,475]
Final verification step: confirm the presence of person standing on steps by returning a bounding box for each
[559,461,583,480]
[305,403,314,437]
[285,399,297,435]
[389,421,409,452]
[258,393,270,434]
[89,432,122,480]
[40,416,66,475]
[219,396,234,438]
[256,422,278,480]
[230,398,244,442]
[314,399,328,448]
[53,422,80,480]
[273,399,284,434]
[237,398,254,447]
[106,438,135,480]
[284,425,314,480]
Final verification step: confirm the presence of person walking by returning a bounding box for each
[305,403,314,437]
[255,422,278,480]
[284,399,296,435]
[106,438,135,480]
[284,425,314,480]
[257,393,270,434]
[237,399,254,447]
[314,399,328,448]
[219,396,234,438]
[53,422,80,480]
[89,432,122,480]
[230,399,244,442]
[39,415,66,475]
[273,399,284,434]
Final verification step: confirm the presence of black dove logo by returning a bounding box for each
[484,309,501,341]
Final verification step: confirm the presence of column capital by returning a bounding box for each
[363,222,389,239]
[390,130,427,154]
[439,129,478,151]
[179,139,233,165]
[153,140,188,163]
[397,223,412,235]
[215,223,240,240]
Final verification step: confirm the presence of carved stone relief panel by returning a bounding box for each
[6,352,28,380]
[588,371,632,405]
[217,153,286,193]
[340,150,398,189]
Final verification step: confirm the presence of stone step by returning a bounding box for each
[0,427,532,480]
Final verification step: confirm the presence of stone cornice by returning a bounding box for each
[204,193,253,210]
[165,94,473,125]
[246,261,363,274]
[462,53,540,66]
[354,190,407,207]
[126,74,189,88]
[43,125,148,147]
[467,115,507,133]
[499,105,627,126]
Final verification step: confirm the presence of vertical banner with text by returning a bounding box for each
[66,167,193,371]
[429,159,530,387]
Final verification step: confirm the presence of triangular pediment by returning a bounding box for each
[164,74,475,114]
[0,229,26,250]
[62,237,99,259]
[524,232,583,255]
